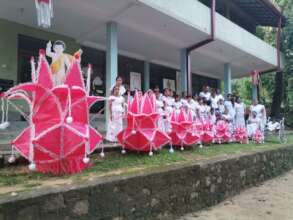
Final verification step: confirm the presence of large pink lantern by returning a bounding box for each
[169,109,199,150]
[4,51,103,175]
[214,120,231,144]
[117,92,170,156]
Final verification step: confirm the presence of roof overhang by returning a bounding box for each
[0,0,280,80]
[231,0,286,27]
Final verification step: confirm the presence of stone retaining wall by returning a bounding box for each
[1,146,293,220]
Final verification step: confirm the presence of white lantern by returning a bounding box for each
[35,0,53,28]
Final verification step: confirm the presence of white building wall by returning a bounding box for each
[139,0,281,67]
[216,13,278,66]
[138,0,211,34]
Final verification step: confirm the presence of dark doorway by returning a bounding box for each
[17,35,48,83]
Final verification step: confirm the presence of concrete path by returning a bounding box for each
[179,170,293,220]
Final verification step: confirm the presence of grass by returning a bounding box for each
[0,133,292,195]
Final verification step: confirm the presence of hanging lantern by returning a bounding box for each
[35,0,53,28]
[251,70,259,86]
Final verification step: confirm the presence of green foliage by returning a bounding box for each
[278,0,293,124]
[234,0,293,125]
[232,77,252,105]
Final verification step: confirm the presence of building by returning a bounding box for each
[0,0,285,112]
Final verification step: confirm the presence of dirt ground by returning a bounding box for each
[179,170,293,220]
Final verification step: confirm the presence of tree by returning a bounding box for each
[257,0,293,121]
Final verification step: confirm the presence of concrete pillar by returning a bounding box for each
[144,61,150,91]
[180,49,188,96]
[105,22,118,126]
[224,63,232,97]
[252,85,258,101]
[217,79,222,92]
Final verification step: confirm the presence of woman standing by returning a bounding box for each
[250,100,267,132]
[225,94,236,128]
[196,98,206,120]
[247,111,261,138]
[106,86,125,142]
[110,76,126,96]
[155,90,166,132]
[235,96,246,128]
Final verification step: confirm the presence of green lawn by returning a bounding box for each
[0,133,292,195]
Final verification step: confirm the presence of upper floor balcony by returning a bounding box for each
[0,0,286,80]
[138,0,285,78]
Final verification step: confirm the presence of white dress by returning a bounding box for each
[156,99,166,132]
[215,94,224,103]
[204,105,211,120]
[250,104,266,131]
[188,99,198,118]
[164,96,175,114]
[181,98,188,107]
[210,113,216,124]
[225,101,236,123]
[199,91,211,101]
[218,104,225,114]
[173,101,182,114]
[197,105,206,120]
[235,102,246,128]
[106,96,125,142]
[210,97,218,109]
[247,117,261,137]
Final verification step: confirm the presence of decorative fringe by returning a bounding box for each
[36,157,89,176]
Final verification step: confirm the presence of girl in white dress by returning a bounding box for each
[210,108,217,124]
[106,86,125,142]
[210,90,218,110]
[110,76,126,96]
[197,98,206,120]
[187,95,198,119]
[235,96,246,128]
[156,92,166,132]
[173,95,182,114]
[247,111,261,138]
[203,99,211,120]
[162,89,174,115]
[225,94,236,129]
[250,100,266,132]
[217,98,225,115]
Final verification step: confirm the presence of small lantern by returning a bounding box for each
[35,0,53,28]
[251,70,259,86]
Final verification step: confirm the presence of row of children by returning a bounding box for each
[105,77,267,143]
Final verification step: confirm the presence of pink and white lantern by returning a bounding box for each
[35,0,53,28]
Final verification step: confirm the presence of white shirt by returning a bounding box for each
[156,99,164,114]
[225,100,236,118]
[250,104,265,120]
[235,102,246,117]
[162,96,174,113]
[210,96,218,109]
[109,95,125,113]
[174,101,182,110]
[218,104,225,114]
[215,94,224,103]
[199,91,211,101]
[181,99,188,107]
[189,99,199,112]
